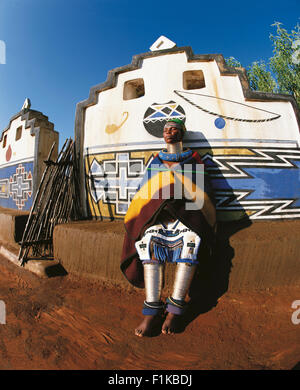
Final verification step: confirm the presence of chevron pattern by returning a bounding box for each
[202,148,300,178]
[215,190,300,219]
[205,148,300,219]
[86,148,300,220]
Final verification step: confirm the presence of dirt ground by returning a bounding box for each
[0,253,299,371]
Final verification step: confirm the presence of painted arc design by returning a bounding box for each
[174,90,281,122]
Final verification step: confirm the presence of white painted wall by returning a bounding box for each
[0,115,35,167]
[83,51,300,155]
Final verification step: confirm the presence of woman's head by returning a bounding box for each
[163,119,185,144]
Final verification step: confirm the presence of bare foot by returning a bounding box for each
[161,312,181,334]
[135,315,160,337]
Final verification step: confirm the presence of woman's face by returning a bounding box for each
[163,122,183,144]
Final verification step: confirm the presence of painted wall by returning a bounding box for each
[75,47,300,221]
[0,108,59,211]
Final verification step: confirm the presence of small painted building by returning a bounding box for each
[75,40,300,222]
[0,101,59,211]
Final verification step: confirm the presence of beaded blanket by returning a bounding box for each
[120,151,216,288]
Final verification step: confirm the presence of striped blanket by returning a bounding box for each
[120,151,216,288]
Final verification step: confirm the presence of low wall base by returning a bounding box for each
[1,204,299,291]
[0,207,29,249]
[53,218,300,293]
[0,207,64,278]
[53,220,128,286]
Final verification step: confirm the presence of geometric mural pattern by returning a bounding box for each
[9,164,33,209]
[88,153,150,215]
[203,148,300,219]
[0,163,33,210]
[87,148,300,220]
[143,101,186,138]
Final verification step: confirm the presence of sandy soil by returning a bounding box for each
[0,254,299,371]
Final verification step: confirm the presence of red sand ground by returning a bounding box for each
[0,253,299,371]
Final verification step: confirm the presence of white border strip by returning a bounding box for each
[0,157,34,169]
[84,139,299,155]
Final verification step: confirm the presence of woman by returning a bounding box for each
[121,118,216,336]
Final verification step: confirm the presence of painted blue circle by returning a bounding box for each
[215,117,226,129]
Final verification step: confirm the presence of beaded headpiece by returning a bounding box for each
[164,118,186,134]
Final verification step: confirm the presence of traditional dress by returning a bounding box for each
[135,219,201,265]
[121,150,216,287]
[121,117,216,318]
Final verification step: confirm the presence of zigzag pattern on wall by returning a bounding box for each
[215,190,300,219]
[86,148,300,220]
[202,148,300,178]
[205,148,300,219]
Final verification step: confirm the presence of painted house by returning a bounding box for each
[75,39,300,222]
[0,101,59,211]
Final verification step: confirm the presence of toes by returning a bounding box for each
[161,323,168,334]
[135,328,143,337]
[135,315,162,337]
[162,325,173,334]
[162,314,178,334]
[161,323,167,334]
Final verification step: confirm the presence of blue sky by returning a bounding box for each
[0,0,299,146]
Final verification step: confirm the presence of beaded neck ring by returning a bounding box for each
[158,148,193,162]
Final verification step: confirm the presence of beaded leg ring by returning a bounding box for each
[165,296,187,316]
[142,301,165,316]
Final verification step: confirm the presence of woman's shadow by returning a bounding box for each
[180,132,252,331]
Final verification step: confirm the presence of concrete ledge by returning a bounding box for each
[53,220,127,285]
[226,219,300,290]
[0,207,29,248]
[24,259,66,278]
[53,219,300,292]
[2,203,299,289]
[0,244,20,265]
[0,207,65,278]
[0,242,64,278]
